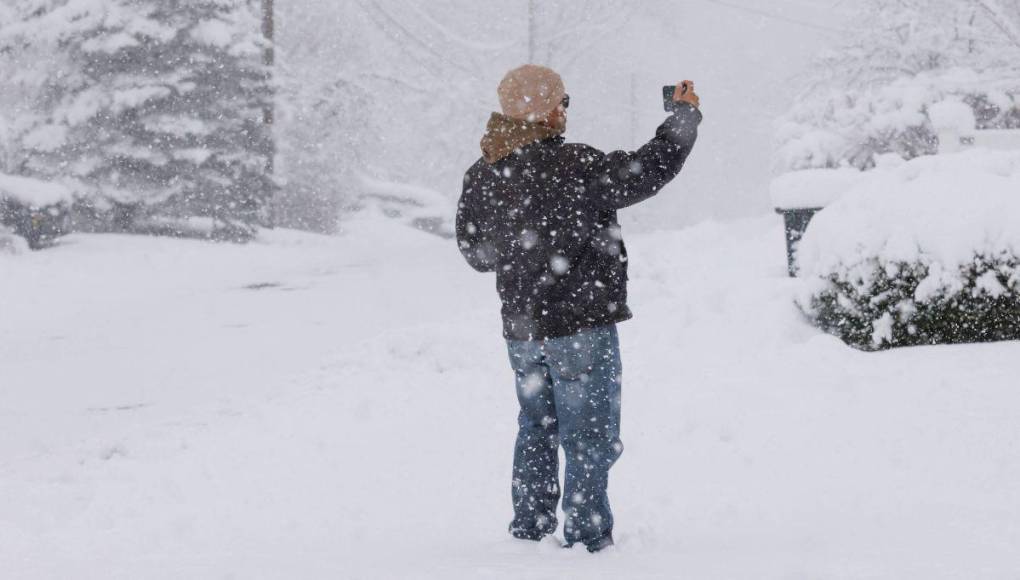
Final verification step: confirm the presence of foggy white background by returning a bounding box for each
[278,0,852,231]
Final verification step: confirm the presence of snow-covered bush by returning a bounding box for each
[778,71,1020,172]
[777,0,1020,172]
[0,0,273,231]
[0,172,75,248]
[0,173,76,209]
[796,150,1020,350]
[354,176,455,238]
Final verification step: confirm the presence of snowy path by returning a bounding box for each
[2,216,1019,579]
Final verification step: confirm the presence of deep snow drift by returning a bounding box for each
[2,214,1019,579]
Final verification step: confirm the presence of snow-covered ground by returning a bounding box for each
[2,214,1019,579]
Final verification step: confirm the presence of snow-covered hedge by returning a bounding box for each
[795,150,1020,350]
[0,173,75,248]
[355,176,455,238]
[0,173,75,208]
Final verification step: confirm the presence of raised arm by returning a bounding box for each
[585,102,702,211]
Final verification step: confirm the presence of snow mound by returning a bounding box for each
[928,98,976,133]
[0,173,75,207]
[0,226,29,254]
[797,149,1020,276]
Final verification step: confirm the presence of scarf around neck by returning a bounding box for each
[480,112,564,164]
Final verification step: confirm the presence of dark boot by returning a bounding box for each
[509,524,548,542]
[562,531,614,553]
[584,532,614,553]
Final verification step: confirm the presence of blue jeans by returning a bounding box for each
[506,325,623,545]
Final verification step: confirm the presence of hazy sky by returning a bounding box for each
[572,0,855,229]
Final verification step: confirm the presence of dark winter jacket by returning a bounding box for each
[456,104,702,341]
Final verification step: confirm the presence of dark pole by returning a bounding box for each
[262,0,275,126]
[261,0,277,225]
[262,0,275,226]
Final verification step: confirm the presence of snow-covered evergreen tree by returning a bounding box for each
[0,5,15,175]
[1,0,274,230]
[777,0,1020,172]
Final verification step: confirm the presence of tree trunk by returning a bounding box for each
[262,0,275,126]
[262,0,276,226]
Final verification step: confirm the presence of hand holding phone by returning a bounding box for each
[663,80,700,111]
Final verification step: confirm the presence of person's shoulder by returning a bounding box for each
[466,157,490,174]
[463,157,497,184]
[559,142,606,166]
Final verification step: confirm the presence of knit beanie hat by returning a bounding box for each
[497,65,566,122]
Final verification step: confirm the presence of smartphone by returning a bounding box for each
[662,83,689,112]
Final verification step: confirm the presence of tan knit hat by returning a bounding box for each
[497,64,566,122]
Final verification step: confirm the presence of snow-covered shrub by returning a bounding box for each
[777,0,1020,173]
[796,150,1020,350]
[0,173,76,209]
[0,172,75,248]
[804,253,1020,350]
[0,0,274,230]
[778,71,1020,172]
[354,176,455,238]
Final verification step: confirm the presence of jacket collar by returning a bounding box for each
[480,112,564,164]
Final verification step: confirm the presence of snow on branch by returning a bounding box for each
[0,173,75,207]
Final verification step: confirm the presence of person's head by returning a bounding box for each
[497,64,567,132]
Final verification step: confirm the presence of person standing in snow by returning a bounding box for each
[456,64,701,553]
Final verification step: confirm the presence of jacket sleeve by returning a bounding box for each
[455,168,498,273]
[585,104,702,211]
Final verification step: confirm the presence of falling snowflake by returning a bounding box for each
[550,255,570,275]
